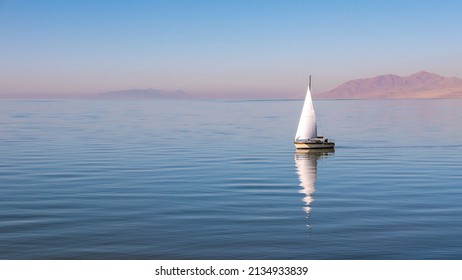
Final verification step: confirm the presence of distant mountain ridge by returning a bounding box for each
[99,88,190,99]
[318,71,462,99]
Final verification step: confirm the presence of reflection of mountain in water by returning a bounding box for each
[294,149,334,230]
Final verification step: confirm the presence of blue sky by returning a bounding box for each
[1,0,461,98]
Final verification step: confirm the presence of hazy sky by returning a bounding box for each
[1,0,461,98]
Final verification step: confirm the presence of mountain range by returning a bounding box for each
[317,71,462,99]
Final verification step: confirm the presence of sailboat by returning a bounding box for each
[294,76,335,149]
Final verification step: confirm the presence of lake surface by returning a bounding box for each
[1,98,461,259]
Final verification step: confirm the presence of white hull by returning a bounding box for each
[294,142,335,149]
[294,137,335,149]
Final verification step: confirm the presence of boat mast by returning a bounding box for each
[309,75,312,91]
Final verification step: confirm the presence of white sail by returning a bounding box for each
[295,80,317,141]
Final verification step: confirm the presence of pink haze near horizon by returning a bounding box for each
[1,0,462,99]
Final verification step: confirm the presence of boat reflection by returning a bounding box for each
[294,148,334,232]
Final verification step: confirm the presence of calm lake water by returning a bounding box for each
[1,98,461,259]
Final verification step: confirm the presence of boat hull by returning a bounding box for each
[294,141,335,149]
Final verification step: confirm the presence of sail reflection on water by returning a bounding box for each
[294,149,334,227]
